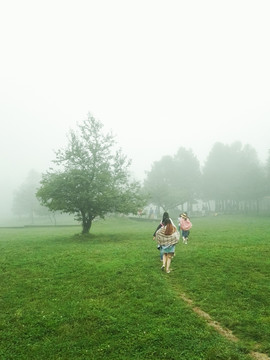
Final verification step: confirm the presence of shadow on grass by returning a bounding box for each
[52,232,133,245]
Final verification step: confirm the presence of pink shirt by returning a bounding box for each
[179,218,192,231]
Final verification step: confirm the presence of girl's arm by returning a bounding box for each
[153,223,162,237]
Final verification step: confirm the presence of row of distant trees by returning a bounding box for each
[12,115,270,234]
[143,142,270,215]
[12,170,57,225]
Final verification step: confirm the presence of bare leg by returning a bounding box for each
[166,254,172,273]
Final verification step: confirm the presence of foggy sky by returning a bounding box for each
[1,0,270,217]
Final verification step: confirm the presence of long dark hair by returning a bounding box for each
[162,212,169,224]
[164,218,174,235]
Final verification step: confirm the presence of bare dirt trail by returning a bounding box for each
[177,291,269,360]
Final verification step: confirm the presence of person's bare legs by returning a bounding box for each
[166,254,172,273]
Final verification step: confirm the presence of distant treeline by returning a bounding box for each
[143,142,270,215]
[12,142,270,225]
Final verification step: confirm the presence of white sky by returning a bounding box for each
[0,0,270,215]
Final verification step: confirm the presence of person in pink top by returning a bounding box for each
[179,212,192,244]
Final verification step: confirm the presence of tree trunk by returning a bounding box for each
[82,221,92,234]
[81,212,92,234]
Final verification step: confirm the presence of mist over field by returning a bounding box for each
[1,0,270,222]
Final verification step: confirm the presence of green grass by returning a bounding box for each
[0,215,269,359]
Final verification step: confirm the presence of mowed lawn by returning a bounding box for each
[0,215,269,360]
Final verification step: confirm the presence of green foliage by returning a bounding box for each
[266,150,270,194]
[12,170,51,222]
[1,216,269,359]
[36,114,145,233]
[144,147,201,210]
[144,141,270,214]
[202,142,266,202]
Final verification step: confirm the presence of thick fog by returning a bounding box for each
[1,0,270,220]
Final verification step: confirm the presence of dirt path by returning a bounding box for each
[178,292,270,360]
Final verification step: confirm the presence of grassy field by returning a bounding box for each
[0,215,269,360]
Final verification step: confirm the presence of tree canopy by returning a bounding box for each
[143,148,201,211]
[201,142,267,212]
[36,114,145,234]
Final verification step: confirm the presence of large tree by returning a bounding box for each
[143,147,201,211]
[36,114,145,234]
